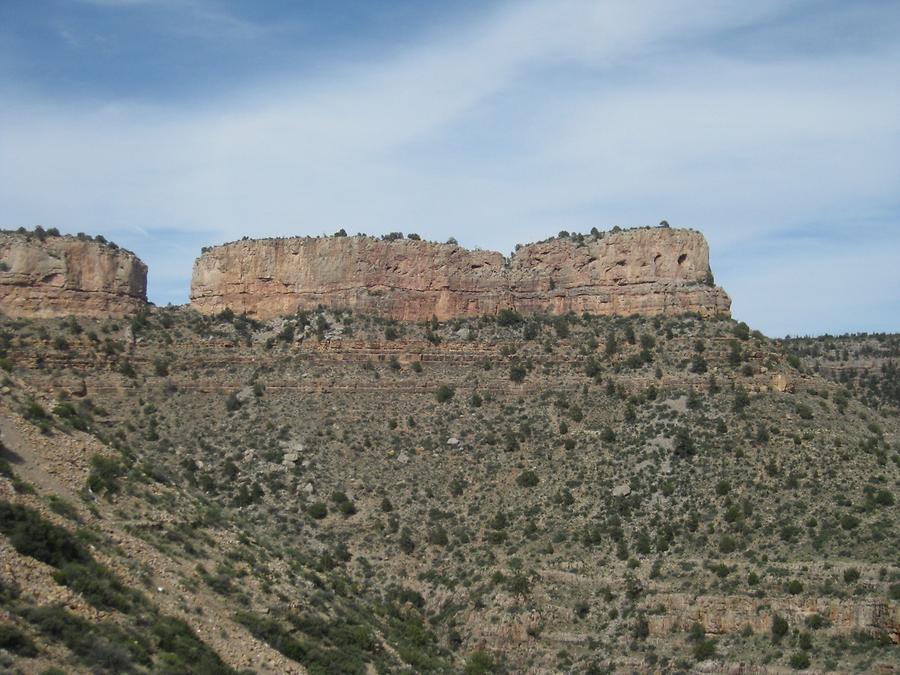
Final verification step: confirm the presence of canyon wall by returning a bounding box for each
[190,228,730,321]
[0,232,147,318]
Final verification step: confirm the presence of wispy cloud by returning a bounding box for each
[0,0,898,335]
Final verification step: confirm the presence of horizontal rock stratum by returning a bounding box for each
[190,227,731,321]
[0,231,147,318]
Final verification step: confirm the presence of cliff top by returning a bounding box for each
[0,226,138,259]
[201,221,702,262]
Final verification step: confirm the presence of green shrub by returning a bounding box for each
[47,495,79,521]
[789,651,810,670]
[690,354,707,374]
[719,535,737,554]
[52,561,135,612]
[22,399,51,433]
[733,389,750,413]
[805,613,828,629]
[399,528,415,554]
[225,392,242,412]
[843,567,860,583]
[87,454,125,497]
[0,623,37,656]
[0,500,89,568]
[153,357,170,376]
[308,502,328,519]
[693,638,716,661]
[427,525,449,546]
[799,632,813,650]
[496,309,522,326]
[840,514,860,530]
[673,428,695,458]
[509,364,527,383]
[771,615,789,641]
[552,316,569,338]
[873,489,894,507]
[464,649,497,674]
[435,385,455,403]
[786,580,803,595]
[23,605,143,671]
[150,614,233,674]
[516,470,539,488]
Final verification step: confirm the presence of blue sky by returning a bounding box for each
[1,0,898,336]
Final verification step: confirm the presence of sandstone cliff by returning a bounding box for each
[0,231,147,318]
[190,227,731,321]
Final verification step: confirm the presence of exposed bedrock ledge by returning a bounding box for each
[0,233,148,318]
[190,228,732,321]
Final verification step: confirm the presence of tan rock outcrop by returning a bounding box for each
[191,228,731,321]
[190,227,731,321]
[0,232,147,318]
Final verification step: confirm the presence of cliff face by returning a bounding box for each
[190,228,731,321]
[0,233,147,318]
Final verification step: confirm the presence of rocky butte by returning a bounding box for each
[0,230,147,318]
[190,226,731,321]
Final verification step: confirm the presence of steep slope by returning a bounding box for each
[0,309,896,674]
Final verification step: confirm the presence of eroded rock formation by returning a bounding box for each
[191,228,730,321]
[0,232,147,318]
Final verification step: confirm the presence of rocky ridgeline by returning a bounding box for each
[0,231,147,318]
[0,226,732,322]
[190,227,731,321]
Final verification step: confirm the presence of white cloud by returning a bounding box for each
[0,0,898,334]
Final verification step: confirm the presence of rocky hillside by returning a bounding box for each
[0,228,147,318]
[190,227,731,321]
[0,307,896,674]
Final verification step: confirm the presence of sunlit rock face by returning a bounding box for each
[190,228,731,321]
[0,232,147,318]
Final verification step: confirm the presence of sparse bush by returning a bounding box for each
[87,455,125,497]
[497,309,522,326]
[435,385,455,403]
[771,615,789,642]
[789,651,810,670]
[693,638,716,661]
[464,650,497,674]
[843,567,860,583]
[0,623,37,657]
[225,392,242,412]
[786,580,803,595]
[308,502,328,519]
[516,470,539,488]
[509,364,527,383]
[673,427,695,458]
